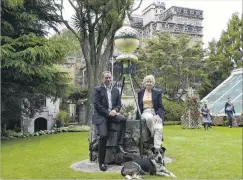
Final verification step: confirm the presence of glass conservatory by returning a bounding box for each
[201,68,243,116]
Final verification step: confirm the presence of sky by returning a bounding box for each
[58,0,242,49]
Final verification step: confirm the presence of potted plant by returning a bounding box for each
[56,111,68,128]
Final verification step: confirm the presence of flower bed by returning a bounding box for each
[1,125,90,140]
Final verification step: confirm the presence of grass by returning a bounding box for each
[1,126,242,179]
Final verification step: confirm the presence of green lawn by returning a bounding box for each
[1,126,242,179]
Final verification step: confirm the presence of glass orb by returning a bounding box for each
[114,26,139,53]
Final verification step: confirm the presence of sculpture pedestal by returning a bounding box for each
[89,120,154,165]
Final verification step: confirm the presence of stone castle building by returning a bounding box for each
[22,56,87,133]
[130,1,203,42]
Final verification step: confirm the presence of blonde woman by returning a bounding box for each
[137,75,164,149]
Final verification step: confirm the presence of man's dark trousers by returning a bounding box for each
[96,114,127,164]
[92,85,125,164]
[226,111,233,127]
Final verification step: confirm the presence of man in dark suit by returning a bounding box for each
[92,71,128,171]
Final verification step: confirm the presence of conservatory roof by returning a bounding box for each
[201,68,243,116]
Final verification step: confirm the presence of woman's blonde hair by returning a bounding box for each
[142,75,155,87]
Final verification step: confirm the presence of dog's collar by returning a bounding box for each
[156,160,163,165]
[150,158,164,166]
[149,158,161,168]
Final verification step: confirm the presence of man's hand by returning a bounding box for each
[109,110,117,117]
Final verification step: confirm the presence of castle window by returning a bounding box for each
[40,97,46,107]
[184,26,188,31]
[35,96,46,107]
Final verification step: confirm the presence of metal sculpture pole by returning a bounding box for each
[114,14,143,157]
[128,73,143,157]
[112,62,143,157]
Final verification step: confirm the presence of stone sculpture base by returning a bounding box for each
[89,120,154,165]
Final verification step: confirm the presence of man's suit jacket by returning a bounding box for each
[92,84,121,125]
[138,88,164,121]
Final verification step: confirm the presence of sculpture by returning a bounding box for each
[89,15,154,164]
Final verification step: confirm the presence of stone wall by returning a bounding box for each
[212,115,243,127]
[89,120,154,165]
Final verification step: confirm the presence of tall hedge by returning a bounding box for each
[163,98,184,121]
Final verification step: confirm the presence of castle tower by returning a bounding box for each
[142,0,166,27]
[154,0,166,21]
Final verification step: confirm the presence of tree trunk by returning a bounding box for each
[85,60,100,125]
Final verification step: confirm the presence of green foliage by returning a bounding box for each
[66,125,90,132]
[163,98,184,121]
[120,104,135,119]
[1,0,62,37]
[1,125,90,140]
[164,121,181,126]
[224,120,230,127]
[199,13,243,98]
[1,0,71,130]
[50,0,142,122]
[67,88,88,103]
[1,34,71,124]
[3,0,24,8]
[56,111,69,125]
[50,29,82,57]
[136,31,205,100]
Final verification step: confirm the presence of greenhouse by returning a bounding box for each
[201,68,243,116]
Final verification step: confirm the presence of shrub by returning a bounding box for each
[163,98,184,121]
[224,120,229,126]
[67,125,90,132]
[1,125,91,141]
[56,111,69,125]
[164,121,181,126]
[120,103,135,120]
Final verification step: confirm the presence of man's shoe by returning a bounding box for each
[99,163,107,171]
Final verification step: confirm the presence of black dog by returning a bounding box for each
[121,146,176,179]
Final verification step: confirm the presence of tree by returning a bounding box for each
[51,29,90,124]
[200,12,243,98]
[1,0,62,37]
[52,0,143,123]
[1,0,71,130]
[50,29,82,57]
[218,13,243,67]
[136,31,205,101]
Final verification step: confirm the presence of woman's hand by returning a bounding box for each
[154,115,162,124]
